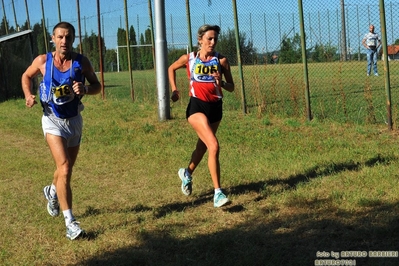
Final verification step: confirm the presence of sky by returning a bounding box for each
[0,0,395,54]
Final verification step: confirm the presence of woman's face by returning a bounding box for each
[199,30,218,53]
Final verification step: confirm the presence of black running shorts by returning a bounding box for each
[186,97,223,124]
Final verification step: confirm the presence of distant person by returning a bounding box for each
[168,24,235,208]
[362,24,381,76]
[272,54,278,64]
[21,22,101,240]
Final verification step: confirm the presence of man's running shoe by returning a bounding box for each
[214,191,230,208]
[178,168,192,196]
[66,220,85,240]
[43,185,59,217]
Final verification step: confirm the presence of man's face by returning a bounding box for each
[369,25,375,33]
[52,28,74,55]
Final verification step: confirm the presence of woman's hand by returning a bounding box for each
[171,90,180,102]
[212,71,222,86]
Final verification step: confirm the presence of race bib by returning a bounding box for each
[52,84,75,105]
[193,62,218,82]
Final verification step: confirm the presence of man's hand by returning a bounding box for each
[25,94,37,108]
[72,80,86,95]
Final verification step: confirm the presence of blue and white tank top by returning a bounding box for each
[39,52,85,118]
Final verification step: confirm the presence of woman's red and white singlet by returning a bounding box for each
[186,51,223,102]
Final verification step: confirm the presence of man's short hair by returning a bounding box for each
[52,22,76,38]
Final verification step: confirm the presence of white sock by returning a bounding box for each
[215,188,222,194]
[63,209,75,226]
[50,184,57,198]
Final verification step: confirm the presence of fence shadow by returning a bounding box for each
[77,202,399,266]
[76,154,399,265]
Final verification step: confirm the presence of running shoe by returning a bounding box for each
[178,168,192,196]
[214,191,230,208]
[43,185,59,217]
[66,220,84,240]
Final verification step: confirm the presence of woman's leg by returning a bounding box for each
[188,113,221,188]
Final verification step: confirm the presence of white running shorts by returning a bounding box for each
[42,114,83,147]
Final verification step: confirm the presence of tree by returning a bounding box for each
[279,33,302,64]
[137,28,153,70]
[0,18,9,35]
[166,28,256,66]
[32,21,52,55]
[81,33,89,52]
[20,21,29,31]
[143,27,153,69]
[117,27,128,71]
[167,47,186,66]
[116,25,140,71]
[129,25,138,70]
[104,48,117,72]
[239,33,257,64]
[139,33,145,70]
[216,28,256,65]
[217,29,236,63]
[311,43,338,62]
[80,32,105,72]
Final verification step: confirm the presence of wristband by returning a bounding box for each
[84,86,89,94]
[221,81,226,87]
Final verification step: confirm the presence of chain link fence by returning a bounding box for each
[1,0,399,126]
[299,0,399,126]
[0,30,35,101]
[162,0,399,126]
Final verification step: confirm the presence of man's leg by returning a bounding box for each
[46,134,76,212]
[46,134,83,239]
[366,50,372,75]
[373,50,378,74]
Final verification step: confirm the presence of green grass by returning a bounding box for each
[101,60,399,126]
[244,60,399,124]
[1,69,399,265]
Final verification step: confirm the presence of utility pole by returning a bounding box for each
[1,0,8,34]
[340,0,347,61]
[154,0,170,120]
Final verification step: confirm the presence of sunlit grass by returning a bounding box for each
[1,69,399,265]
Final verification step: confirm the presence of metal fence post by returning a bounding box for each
[154,0,170,121]
[298,0,311,121]
[124,0,133,101]
[232,0,247,114]
[186,0,193,53]
[379,0,392,130]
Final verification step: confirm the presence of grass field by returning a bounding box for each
[1,68,399,265]
[102,60,399,126]
[245,60,399,125]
